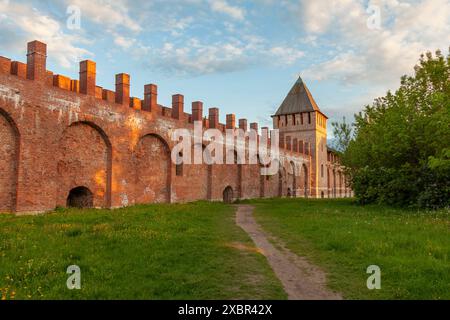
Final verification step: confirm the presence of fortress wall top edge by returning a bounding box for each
[0,40,312,156]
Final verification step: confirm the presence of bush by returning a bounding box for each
[418,149,450,208]
[339,49,450,209]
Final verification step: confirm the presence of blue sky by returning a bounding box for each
[0,0,449,133]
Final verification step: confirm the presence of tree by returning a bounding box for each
[331,117,353,153]
[342,48,450,208]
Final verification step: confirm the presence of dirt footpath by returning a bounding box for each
[235,205,342,300]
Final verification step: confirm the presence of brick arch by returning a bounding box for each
[209,145,242,201]
[197,143,211,201]
[57,121,112,208]
[280,166,287,197]
[278,158,294,197]
[302,163,309,198]
[133,133,171,204]
[327,167,332,198]
[288,161,296,197]
[338,171,342,197]
[233,149,243,199]
[240,152,263,200]
[0,108,20,212]
[173,143,210,202]
[195,143,213,200]
[271,159,283,197]
[223,185,234,203]
[259,157,279,198]
[218,147,242,200]
[333,169,337,198]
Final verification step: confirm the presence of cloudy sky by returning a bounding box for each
[0,0,449,133]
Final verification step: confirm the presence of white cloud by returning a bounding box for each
[0,2,91,69]
[300,35,318,46]
[302,0,336,33]
[152,39,249,75]
[209,0,245,20]
[303,52,366,83]
[147,34,306,76]
[113,35,136,49]
[300,0,450,89]
[269,46,305,65]
[293,0,450,128]
[67,0,141,32]
[161,16,195,37]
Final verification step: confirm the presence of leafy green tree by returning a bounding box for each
[340,48,450,208]
[331,117,353,153]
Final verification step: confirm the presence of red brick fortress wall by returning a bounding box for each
[0,41,312,214]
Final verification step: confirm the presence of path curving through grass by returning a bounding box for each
[235,205,342,300]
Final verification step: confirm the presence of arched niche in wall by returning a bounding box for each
[302,163,309,198]
[133,133,171,204]
[57,121,112,208]
[0,108,20,212]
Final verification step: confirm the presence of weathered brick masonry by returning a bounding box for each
[0,41,349,214]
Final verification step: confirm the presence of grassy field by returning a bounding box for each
[2,199,449,300]
[0,202,286,300]
[246,198,450,300]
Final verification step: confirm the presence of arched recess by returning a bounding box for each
[289,161,296,197]
[224,149,242,200]
[280,167,288,197]
[278,165,283,197]
[241,153,264,199]
[67,186,94,208]
[333,170,337,198]
[343,176,347,198]
[261,158,280,198]
[277,168,282,197]
[344,176,349,198]
[302,164,309,198]
[327,168,331,198]
[0,108,20,212]
[178,143,210,201]
[57,121,112,208]
[223,186,234,204]
[198,143,211,201]
[133,133,171,204]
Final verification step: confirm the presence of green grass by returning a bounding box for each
[245,198,450,300]
[3,199,448,300]
[0,202,286,300]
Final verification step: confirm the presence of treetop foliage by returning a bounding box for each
[335,48,450,208]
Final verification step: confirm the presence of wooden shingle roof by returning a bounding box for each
[274,76,321,116]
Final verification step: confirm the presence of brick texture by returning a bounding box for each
[0,40,350,214]
[0,110,18,212]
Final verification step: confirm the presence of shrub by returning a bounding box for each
[338,49,450,208]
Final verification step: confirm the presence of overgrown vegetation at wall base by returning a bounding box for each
[335,49,450,208]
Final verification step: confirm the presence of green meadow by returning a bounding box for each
[0,202,285,300]
[246,198,450,300]
[1,199,448,300]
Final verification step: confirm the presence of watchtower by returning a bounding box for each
[272,76,328,198]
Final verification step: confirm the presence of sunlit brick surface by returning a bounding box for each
[0,41,350,214]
